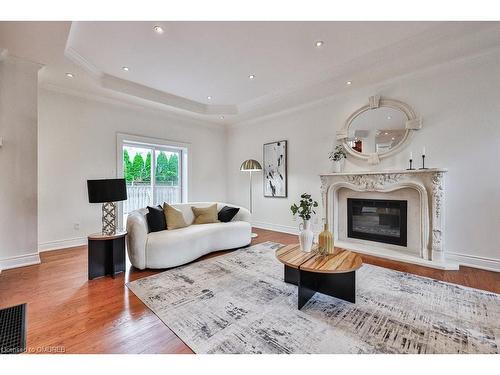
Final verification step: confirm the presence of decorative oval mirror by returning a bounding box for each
[337,96,422,164]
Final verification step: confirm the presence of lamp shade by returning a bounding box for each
[240,159,262,171]
[87,178,127,203]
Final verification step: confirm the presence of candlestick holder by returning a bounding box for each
[406,159,415,170]
[419,155,428,169]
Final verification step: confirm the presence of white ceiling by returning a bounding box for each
[67,21,437,105]
[1,21,500,124]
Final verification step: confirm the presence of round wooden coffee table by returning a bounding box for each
[276,244,363,309]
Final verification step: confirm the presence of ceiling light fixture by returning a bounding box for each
[207,96,212,100]
[387,116,392,120]
[122,66,130,72]
[315,40,324,47]
[346,81,352,86]
[153,25,164,34]
[248,74,255,80]
[65,73,74,78]
[220,116,224,120]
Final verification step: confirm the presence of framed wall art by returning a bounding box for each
[263,140,287,198]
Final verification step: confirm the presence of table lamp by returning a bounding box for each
[87,178,127,235]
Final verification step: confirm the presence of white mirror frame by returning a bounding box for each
[337,95,422,165]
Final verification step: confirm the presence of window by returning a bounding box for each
[117,134,188,220]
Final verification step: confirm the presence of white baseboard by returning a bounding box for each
[0,252,41,271]
[252,221,299,236]
[253,222,500,273]
[446,252,500,272]
[38,236,87,252]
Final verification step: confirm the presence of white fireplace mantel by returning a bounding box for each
[319,168,458,270]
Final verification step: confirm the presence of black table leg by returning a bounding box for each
[298,270,317,309]
[284,265,299,285]
[296,269,356,309]
[88,236,125,280]
[111,237,125,277]
[315,271,356,304]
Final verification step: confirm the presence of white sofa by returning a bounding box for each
[126,202,252,269]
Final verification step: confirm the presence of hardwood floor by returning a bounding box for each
[0,228,498,354]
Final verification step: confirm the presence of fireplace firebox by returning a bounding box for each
[347,198,407,246]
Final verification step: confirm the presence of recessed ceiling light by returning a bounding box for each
[384,132,389,135]
[387,116,392,120]
[346,81,352,86]
[391,137,395,141]
[207,96,212,100]
[220,116,225,120]
[122,66,130,72]
[153,25,164,34]
[315,40,324,47]
[65,72,74,78]
[248,74,255,80]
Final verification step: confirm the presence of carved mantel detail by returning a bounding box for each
[431,172,445,220]
[344,173,405,190]
[320,169,447,264]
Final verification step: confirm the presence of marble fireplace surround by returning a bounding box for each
[320,169,459,270]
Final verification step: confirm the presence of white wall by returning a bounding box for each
[226,52,500,270]
[0,56,41,269]
[38,89,227,250]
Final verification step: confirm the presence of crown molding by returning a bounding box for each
[101,74,237,116]
[39,82,227,131]
[0,50,44,71]
[64,46,102,76]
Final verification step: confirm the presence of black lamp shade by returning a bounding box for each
[87,179,127,203]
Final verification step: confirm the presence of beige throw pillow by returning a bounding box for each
[163,203,188,230]
[192,204,220,225]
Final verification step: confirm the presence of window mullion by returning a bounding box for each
[151,147,156,206]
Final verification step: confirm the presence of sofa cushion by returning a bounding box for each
[146,205,166,232]
[192,204,219,224]
[163,203,188,230]
[218,205,240,222]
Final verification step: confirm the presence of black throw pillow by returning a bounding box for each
[218,206,240,223]
[146,205,167,232]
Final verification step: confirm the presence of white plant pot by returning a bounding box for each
[332,158,345,173]
[299,220,314,252]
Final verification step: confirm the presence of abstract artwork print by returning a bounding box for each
[263,140,287,197]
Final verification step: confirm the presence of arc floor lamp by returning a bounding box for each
[240,159,262,238]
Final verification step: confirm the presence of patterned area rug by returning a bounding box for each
[127,242,500,354]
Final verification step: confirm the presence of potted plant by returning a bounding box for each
[290,193,318,252]
[329,145,347,173]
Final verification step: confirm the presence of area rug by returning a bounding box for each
[126,242,500,354]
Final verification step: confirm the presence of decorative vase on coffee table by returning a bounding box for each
[299,220,314,252]
[318,222,334,255]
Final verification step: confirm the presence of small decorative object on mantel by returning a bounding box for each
[407,151,415,170]
[290,193,318,252]
[329,144,347,173]
[420,146,428,169]
[318,219,334,255]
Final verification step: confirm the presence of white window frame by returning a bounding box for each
[116,133,190,228]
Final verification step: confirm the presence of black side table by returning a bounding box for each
[88,231,127,280]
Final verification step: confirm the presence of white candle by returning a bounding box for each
[409,151,413,160]
[422,146,426,156]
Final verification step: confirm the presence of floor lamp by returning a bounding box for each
[240,159,262,238]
